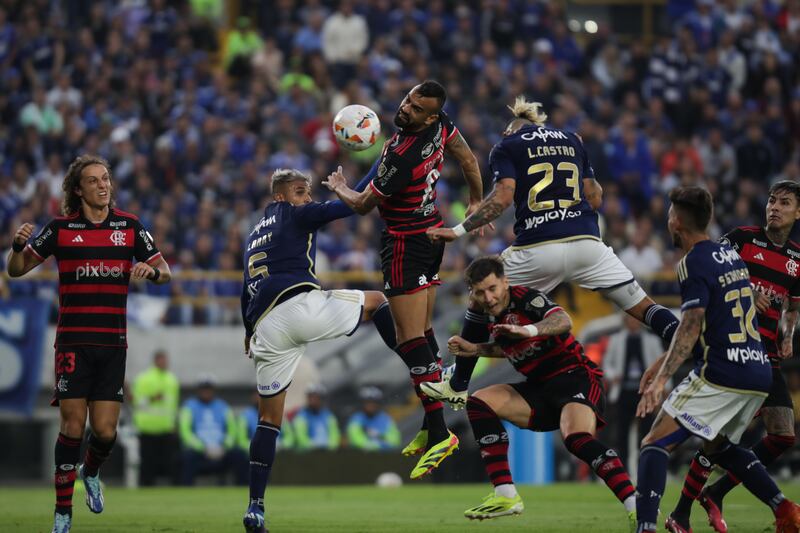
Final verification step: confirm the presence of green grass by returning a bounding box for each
[2,482,798,532]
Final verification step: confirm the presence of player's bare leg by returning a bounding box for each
[244,390,287,533]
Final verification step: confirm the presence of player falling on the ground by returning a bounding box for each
[424,97,679,410]
[6,155,171,533]
[634,186,800,533]
[240,169,401,533]
[665,180,800,533]
[446,256,637,529]
[323,80,483,478]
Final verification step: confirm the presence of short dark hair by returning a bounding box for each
[669,186,713,232]
[769,180,800,204]
[415,80,447,111]
[465,256,505,287]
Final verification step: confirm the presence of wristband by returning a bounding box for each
[149,267,161,282]
[12,240,26,253]
[523,324,539,337]
[452,224,467,237]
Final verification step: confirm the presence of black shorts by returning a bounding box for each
[379,230,444,297]
[52,345,127,405]
[762,367,793,409]
[511,365,607,432]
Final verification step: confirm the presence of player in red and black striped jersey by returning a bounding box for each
[445,257,636,525]
[6,155,170,532]
[324,80,483,478]
[670,181,800,532]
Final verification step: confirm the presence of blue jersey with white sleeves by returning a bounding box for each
[241,199,352,337]
[488,125,600,248]
[677,240,771,394]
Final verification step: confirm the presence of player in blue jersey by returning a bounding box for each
[634,186,800,533]
[423,97,679,412]
[240,168,400,533]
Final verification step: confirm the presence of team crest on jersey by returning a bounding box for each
[421,142,435,159]
[378,163,387,177]
[786,259,799,276]
[531,296,545,308]
[110,230,127,246]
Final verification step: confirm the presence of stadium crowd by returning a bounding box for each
[0,0,798,328]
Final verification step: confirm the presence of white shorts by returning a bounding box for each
[500,238,646,310]
[249,289,364,396]
[662,371,766,444]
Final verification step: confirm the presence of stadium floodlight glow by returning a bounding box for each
[568,19,581,32]
[584,20,598,33]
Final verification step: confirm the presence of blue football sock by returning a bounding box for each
[249,422,279,509]
[644,304,680,344]
[371,301,397,349]
[712,444,784,510]
[636,445,670,531]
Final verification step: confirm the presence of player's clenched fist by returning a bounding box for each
[13,223,34,247]
[447,335,478,357]
[130,262,156,281]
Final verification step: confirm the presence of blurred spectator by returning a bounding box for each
[618,218,663,279]
[346,386,400,451]
[132,350,180,486]
[179,374,247,485]
[321,0,368,88]
[292,384,341,451]
[602,314,665,467]
[19,86,62,135]
[225,16,263,78]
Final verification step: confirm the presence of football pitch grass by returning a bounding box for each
[3,482,799,532]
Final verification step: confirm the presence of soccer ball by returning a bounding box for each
[332,104,381,151]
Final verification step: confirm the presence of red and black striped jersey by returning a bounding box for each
[491,285,593,382]
[721,226,800,363]
[369,111,458,235]
[27,208,162,348]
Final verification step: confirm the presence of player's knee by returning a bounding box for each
[60,419,85,439]
[92,424,117,441]
[363,290,387,313]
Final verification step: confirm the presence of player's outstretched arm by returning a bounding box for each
[323,165,380,215]
[493,308,573,339]
[448,335,505,358]
[445,131,483,209]
[427,178,515,242]
[637,307,704,417]
[7,223,43,277]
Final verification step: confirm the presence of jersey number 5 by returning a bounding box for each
[527,162,580,212]
[724,287,760,343]
[248,252,269,280]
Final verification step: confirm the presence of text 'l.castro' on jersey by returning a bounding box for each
[489,125,600,248]
[677,240,772,394]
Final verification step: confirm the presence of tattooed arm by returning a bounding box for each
[445,131,483,207]
[492,309,573,339]
[583,178,603,211]
[427,178,515,242]
[779,299,799,359]
[637,307,704,416]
